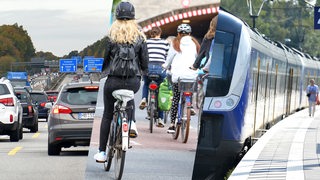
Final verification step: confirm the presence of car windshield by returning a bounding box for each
[30,93,47,102]
[60,87,98,105]
[0,84,10,95]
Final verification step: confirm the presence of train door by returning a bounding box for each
[285,68,294,116]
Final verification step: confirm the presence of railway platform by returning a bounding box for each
[229,108,320,180]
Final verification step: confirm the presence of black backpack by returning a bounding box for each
[109,43,139,77]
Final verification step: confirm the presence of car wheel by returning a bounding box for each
[19,124,23,140]
[10,127,20,142]
[30,118,38,133]
[48,143,61,155]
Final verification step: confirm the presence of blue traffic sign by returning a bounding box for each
[83,58,104,72]
[59,59,77,73]
[314,7,320,29]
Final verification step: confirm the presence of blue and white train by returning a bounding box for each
[192,9,320,179]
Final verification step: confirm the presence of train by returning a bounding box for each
[192,9,319,179]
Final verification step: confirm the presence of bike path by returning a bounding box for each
[85,78,199,179]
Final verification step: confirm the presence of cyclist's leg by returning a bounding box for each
[139,75,149,110]
[95,78,117,162]
[167,83,180,132]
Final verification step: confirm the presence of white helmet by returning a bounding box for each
[177,23,192,34]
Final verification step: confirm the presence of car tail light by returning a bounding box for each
[84,86,99,90]
[28,105,33,113]
[10,114,13,122]
[40,102,46,107]
[149,83,158,90]
[52,104,72,114]
[0,97,14,106]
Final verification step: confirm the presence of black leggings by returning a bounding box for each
[170,83,180,124]
[99,76,140,152]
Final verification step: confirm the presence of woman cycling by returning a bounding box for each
[139,26,169,127]
[162,23,200,133]
[94,1,149,163]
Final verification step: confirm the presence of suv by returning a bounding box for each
[29,91,50,121]
[47,81,99,155]
[0,77,23,141]
[14,87,39,132]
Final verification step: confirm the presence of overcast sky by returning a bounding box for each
[0,0,109,57]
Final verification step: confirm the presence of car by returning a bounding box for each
[45,90,59,102]
[14,87,39,132]
[81,74,90,82]
[0,77,23,141]
[47,81,99,155]
[29,91,50,121]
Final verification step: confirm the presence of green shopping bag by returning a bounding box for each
[158,78,173,111]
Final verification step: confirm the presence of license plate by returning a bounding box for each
[78,113,95,120]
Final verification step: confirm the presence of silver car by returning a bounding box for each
[47,81,99,155]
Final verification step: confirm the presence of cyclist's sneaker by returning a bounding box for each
[94,151,107,163]
[157,118,165,128]
[190,108,196,116]
[130,121,138,138]
[167,126,175,134]
[139,98,147,110]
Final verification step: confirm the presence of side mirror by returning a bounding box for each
[45,102,53,109]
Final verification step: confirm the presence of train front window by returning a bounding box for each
[206,30,236,97]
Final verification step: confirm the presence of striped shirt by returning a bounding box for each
[146,38,170,63]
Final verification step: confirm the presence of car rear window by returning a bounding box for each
[30,93,47,102]
[60,87,98,105]
[0,84,10,95]
[15,92,28,102]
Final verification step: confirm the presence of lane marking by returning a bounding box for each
[32,132,40,138]
[8,146,23,156]
[130,141,142,146]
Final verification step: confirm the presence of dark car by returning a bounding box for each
[14,87,39,132]
[47,81,99,155]
[45,90,59,102]
[29,91,50,121]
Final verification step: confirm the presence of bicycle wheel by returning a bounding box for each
[181,107,191,143]
[172,101,183,140]
[114,147,126,180]
[104,121,116,171]
[114,122,126,180]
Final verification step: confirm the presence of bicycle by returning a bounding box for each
[172,78,197,143]
[104,89,134,180]
[146,74,162,133]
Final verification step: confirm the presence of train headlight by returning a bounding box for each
[226,98,234,106]
[214,100,222,108]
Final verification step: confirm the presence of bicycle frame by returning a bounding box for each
[104,89,134,179]
[147,74,160,133]
[173,79,196,143]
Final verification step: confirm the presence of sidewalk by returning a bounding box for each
[229,108,320,180]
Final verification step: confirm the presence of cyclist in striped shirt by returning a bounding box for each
[139,26,169,127]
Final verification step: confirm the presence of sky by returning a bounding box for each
[0,0,110,57]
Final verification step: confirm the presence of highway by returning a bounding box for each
[0,74,200,179]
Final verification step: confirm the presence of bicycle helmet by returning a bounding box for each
[177,23,192,34]
[115,2,135,20]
